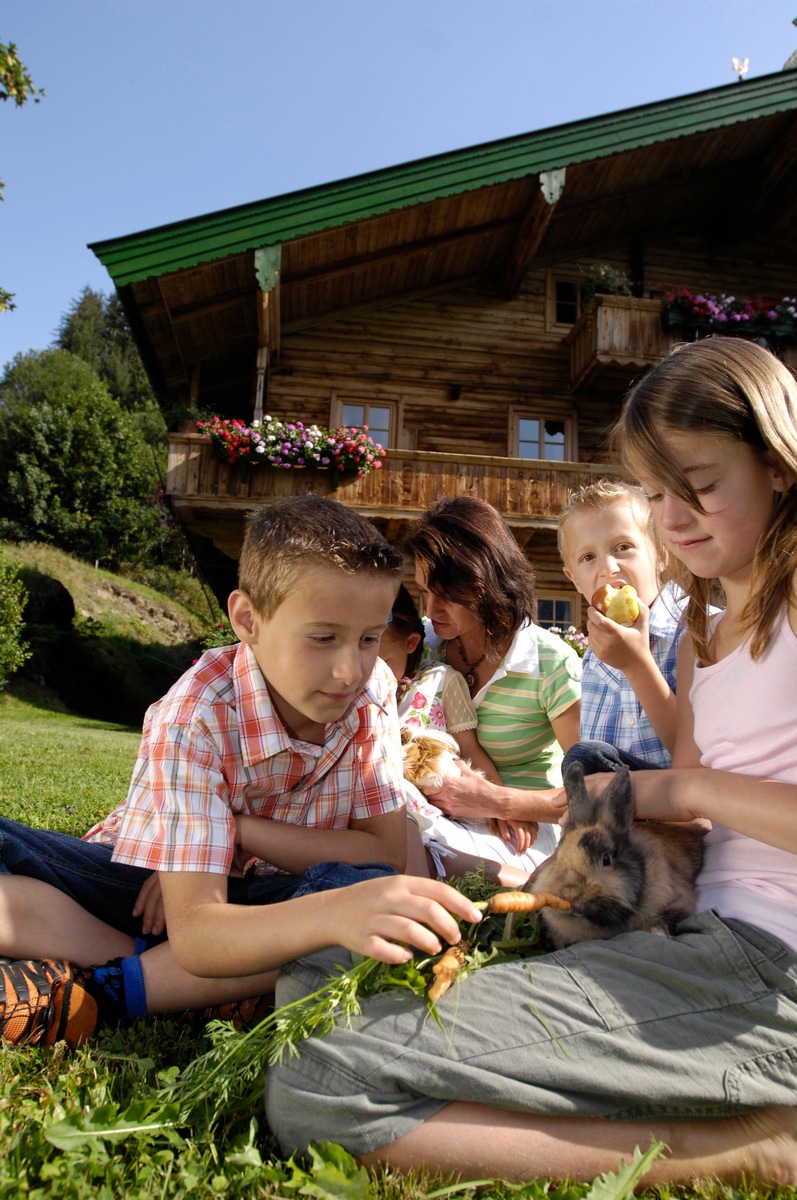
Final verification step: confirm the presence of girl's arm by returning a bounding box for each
[632,635,797,852]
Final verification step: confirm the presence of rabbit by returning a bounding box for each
[526,761,706,949]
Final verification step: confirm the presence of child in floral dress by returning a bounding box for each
[380,587,545,882]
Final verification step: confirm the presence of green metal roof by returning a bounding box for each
[90,71,797,288]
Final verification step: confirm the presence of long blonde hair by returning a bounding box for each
[611,338,797,663]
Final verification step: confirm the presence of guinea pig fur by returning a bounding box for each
[400,725,464,792]
[527,761,706,948]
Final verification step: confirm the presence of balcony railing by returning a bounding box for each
[567,295,672,391]
[166,435,623,556]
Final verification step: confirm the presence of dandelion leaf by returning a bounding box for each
[584,1138,667,1200]
[296,1141,371,1200]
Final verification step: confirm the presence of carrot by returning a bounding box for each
[427,942,467,1004]
[485,890,571,914]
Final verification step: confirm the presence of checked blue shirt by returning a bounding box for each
[579,581,688,768]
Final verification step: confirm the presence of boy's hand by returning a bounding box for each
[328,874,483,964]
[132,873,167,937]
[587,597,651,672]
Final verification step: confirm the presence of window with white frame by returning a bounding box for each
[510,410,573,461]
[332,399,396,449]
[537,595,576,630]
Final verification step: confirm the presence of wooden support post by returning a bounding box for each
[500,168,566,299]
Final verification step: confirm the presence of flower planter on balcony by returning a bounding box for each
[165,435,626,560]
[566,295,672,392]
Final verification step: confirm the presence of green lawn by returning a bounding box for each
[0,684,792,1199]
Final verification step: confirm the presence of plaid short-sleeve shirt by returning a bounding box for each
[84,644,405,876]
[579,582,688,768]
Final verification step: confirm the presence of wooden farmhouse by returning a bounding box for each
[90,69,797,623]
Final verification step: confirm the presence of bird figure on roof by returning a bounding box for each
[732,55,749,81]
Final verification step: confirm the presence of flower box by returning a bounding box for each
[661,289,797,348]
[195,415,387,479]
[566,295,671,391]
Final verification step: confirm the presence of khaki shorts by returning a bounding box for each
[266,910,797,1157]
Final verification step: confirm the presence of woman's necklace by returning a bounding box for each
[453,636,486,692]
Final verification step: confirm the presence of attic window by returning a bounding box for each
[546,271,584,330]
[555,280,579,325]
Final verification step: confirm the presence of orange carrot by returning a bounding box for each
[427,943,467,1003]
[486,890,571,914]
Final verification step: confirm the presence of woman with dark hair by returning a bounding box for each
[405,496,581,869]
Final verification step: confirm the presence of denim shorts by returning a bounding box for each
[0,817,394,946]
[266,909,797,1158]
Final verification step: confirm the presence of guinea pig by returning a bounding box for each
[526,761,706,949]
[400,725,464,792]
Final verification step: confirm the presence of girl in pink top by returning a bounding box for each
[268,337,797,1190]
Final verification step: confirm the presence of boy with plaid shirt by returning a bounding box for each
[557,479,687,773]
[0,496,479,1045]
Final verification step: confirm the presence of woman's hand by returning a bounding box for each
[428,759,505,819]
[132,872,167,937]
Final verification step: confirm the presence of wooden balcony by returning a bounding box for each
[567,295,673,391]
[166,435,623,561]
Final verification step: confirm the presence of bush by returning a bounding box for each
[0,551,30,687]
[0,349,175,570]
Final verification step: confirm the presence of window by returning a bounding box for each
[517,416,566,461]
[537,596,575,630]
[554,279,579,325]
[546,271,584,331]
[333,399,395,449]
[510,409,574,461]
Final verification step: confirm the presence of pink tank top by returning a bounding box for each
[691,609,797,950]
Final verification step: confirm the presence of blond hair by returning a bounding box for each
[557,478,658,565]
[238,495,403,617]
[611,338,797,663]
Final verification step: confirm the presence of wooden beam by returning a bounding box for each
[718,114,797,234]
[282,274,482,334]
[287,217,517,289]
[500,169,565,298]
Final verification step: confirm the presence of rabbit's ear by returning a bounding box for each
[595,768,634,834]
[563,761,603,827]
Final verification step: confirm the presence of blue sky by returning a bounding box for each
[2,0,796,370]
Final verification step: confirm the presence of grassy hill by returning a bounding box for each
[2,541,222,726]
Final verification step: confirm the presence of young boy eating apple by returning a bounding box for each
[557,478,687,773]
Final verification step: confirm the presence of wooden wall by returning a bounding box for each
[216,235,796,612]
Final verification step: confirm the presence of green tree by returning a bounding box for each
[1,41,44,311]
[0,349,171,568]
[0,549,30,687]
[56,288,159,414]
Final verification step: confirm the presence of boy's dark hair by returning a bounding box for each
[390,583,425,683]
[405,495,535,655]
[239,495,403,616]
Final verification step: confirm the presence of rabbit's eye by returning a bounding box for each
[601,852,613,868]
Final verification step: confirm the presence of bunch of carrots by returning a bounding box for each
[427,890,569,1003]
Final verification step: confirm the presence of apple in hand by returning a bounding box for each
[591,582,640,626]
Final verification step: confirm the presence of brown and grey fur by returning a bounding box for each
[527,762,706,949]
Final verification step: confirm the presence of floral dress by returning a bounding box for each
[397,658,561,876]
